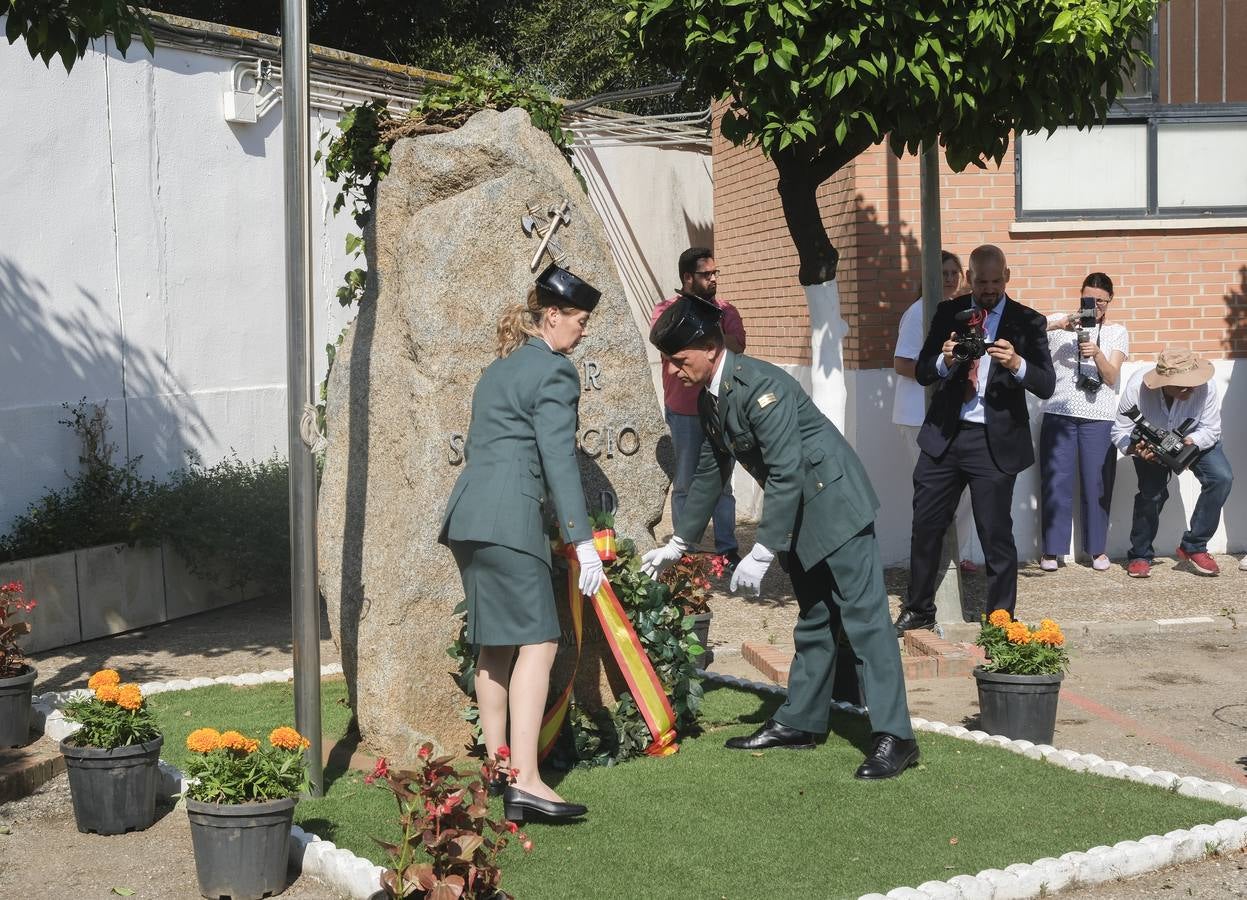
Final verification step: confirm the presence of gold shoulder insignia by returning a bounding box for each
[757,392,778,409]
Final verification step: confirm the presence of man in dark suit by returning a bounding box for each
[894,245,1056,636]
[642,292,918,780]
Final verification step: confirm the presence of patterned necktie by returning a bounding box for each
[962,308,987,403]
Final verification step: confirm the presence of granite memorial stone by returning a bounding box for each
[318,107,670,763]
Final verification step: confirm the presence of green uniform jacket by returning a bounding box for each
[438,337,593,564]
[678,352,880,565]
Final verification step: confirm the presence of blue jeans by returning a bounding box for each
[1039,414,1116,557]
[665,408,737,554]
[1128,441,1233,561]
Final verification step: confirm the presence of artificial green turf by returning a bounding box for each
[149,680,1242,899]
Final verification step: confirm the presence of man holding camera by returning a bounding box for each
[894,245,1055,634]
[1111,347,1230,578]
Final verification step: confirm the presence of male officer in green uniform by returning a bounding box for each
[642,293,918,779]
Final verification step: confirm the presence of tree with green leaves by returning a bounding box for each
[621,0,1158,286]
[5,0,153,71]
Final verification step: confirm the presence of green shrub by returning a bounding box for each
[0,401,290,593]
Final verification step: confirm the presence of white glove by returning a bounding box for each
[640,536,689,580]
[574,540,605,598]
[729,543,774,597]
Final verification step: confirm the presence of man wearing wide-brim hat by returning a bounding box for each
[1111,346,1231,577]
[640,292,918,779]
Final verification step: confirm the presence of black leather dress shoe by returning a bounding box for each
[854,734,920,780]
[893,608,936,638]
[503,786,587,823]
[724,718,816,751]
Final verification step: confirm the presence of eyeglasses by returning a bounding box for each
[693,269,720,278]
[1081,296,1112,305]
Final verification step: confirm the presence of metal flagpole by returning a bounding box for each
[280,0,323,797]
[919,142,967,625]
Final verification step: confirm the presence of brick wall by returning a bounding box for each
[714,134,1247,370]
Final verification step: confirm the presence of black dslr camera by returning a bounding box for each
[1122,405,1200,473]
[951,308,992,362]
[952,331,989,362]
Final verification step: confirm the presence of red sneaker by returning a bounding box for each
[1177,547,1220,576]
[1127,559,1151,578]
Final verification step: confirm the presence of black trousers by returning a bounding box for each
[907,423,1019,616]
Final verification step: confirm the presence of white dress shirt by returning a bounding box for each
[1111,369,1221,453]
[707,352,727,398]
[934,297,1028,424]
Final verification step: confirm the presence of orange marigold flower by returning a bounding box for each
[88,669,121,690]
[220,730,259,753]
[268,726,310,751]
[94,683,121,703]
[1035,628,1065,647]
[987,610,1012,627]
[1039,618,1059,631]
[1005,621,1032,644]
[187,728,222,753]
[116,683,143,711]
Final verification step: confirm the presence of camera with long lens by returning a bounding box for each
[1122,404,1200,473]
[1074,295,1103,393]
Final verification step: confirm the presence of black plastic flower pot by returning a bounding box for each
[59,733,164,834]
[0,664,36,749]
[973,667,1064,745]
[186,796,296,900]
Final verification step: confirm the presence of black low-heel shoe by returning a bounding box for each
[503,786,587,823]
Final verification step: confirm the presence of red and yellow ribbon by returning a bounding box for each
[538,547,679,760]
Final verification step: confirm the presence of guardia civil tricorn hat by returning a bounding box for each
[1142,346,1215,389]
[535,263,601,312]
[649,291,724,356]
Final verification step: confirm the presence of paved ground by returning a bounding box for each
[4,527,1246,899]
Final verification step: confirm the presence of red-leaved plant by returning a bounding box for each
[0,581,37,678]
[372,743,530,899]
[658,554,726,615]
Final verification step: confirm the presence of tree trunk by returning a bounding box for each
[773,137,873,287]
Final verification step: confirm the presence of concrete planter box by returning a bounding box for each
[0,543,247,654]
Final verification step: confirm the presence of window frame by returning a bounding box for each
[1015,17,1247,222]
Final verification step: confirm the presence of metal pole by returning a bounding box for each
[918,142,967,626]
[280,0,323,797]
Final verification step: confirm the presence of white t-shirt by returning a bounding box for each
[1044,322,1129,421]
[892,298,926,426]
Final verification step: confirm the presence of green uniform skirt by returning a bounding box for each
[450,540,559,646]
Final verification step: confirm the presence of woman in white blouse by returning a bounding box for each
[1039,273,1129,572]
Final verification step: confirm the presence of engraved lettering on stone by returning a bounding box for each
[448,433,465,465]
[583,360,603,391]
[580,427,602,458]
[616,426,640,456]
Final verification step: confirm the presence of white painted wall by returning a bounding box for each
[0,28,714,534]
[0,29,359,529]
[572,141,714,401]
[737,360,1246,566]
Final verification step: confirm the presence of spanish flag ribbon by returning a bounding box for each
[538,547,679,760]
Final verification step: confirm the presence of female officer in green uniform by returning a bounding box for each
[439,264,603,823]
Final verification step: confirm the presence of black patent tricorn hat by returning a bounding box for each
[535,263,601,312]
[649,291,724,356]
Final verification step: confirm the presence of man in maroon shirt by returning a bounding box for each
[649,247,747,567]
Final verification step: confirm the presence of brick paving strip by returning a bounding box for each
[740,618,1247,791]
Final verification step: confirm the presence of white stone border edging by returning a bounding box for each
[700,670,1247,900]
[29,663,386,900]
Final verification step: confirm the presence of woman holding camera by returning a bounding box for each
[1038,272,1129,571]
